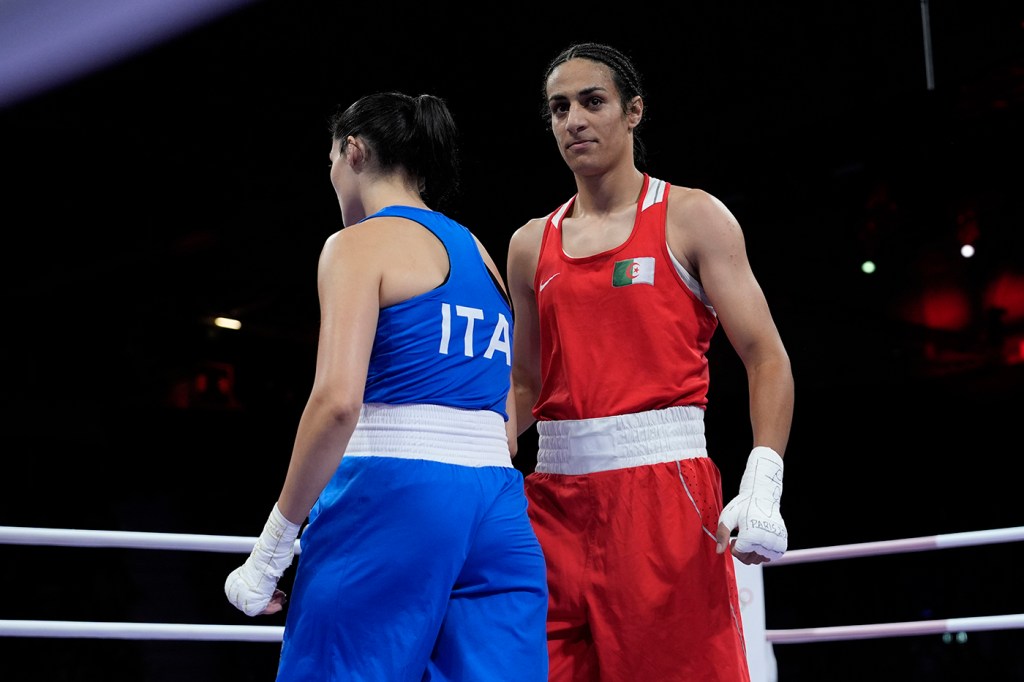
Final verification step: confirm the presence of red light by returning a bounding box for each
[985,271,1024,323]
[903,287,972,331]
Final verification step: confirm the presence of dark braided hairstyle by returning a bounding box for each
[329,91,461,211]
[540,42,647,168]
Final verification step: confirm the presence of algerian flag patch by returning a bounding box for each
[612,257,655,287]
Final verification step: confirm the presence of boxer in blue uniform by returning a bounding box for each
[225,92,548,682]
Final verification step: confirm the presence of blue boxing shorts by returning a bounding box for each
[277,404,549,682]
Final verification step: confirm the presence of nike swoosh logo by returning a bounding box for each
[539,273,560,292]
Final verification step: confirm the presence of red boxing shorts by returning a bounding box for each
[526,406,750,682]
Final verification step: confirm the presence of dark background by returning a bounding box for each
[1,1,1022,680]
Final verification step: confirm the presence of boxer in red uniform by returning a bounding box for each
[507,42,795,682]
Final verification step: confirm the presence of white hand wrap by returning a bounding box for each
[224,503,301,616]
[719,446,788,561]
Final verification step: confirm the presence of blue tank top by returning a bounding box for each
[360,206,513,419]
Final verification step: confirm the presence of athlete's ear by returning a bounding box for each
[345,135,367,170]
[627,96,643,129]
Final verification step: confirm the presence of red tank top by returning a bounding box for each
[532,174,719,421]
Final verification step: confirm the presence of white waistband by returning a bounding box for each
[345,403,512,468]
[535,405,707,475]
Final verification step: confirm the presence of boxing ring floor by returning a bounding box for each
[1,524,1021,681]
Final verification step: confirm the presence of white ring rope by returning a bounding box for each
[0,620,282,642]
[0,525,301,554]
[767,526,1024,566]
[766,614,1024,644]
[0,524,1021,643]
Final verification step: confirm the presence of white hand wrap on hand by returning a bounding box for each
[719,446,787,561]
[224,503,301,616]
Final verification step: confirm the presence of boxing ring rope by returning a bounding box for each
[0,525,298,555]
[766,526,1024,567]
[0,620,284,642]
[760,525,1024,644]
[1,525,1022,645]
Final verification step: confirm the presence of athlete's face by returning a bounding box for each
[545,58,641,177]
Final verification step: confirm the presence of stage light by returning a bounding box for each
[213,317,242,330]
